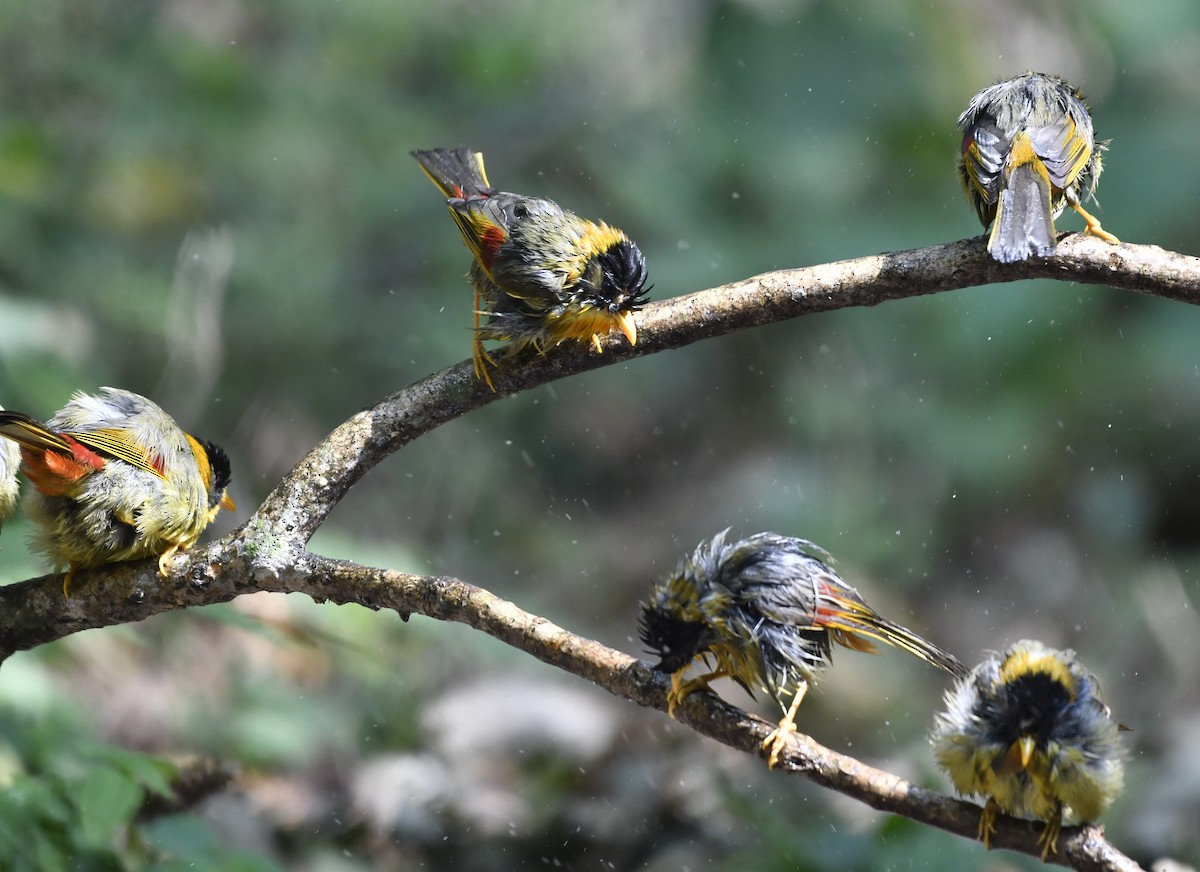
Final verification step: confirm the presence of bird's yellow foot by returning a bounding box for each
[762,721,796,769]
[471,339,498,390]
[470,284,498,389]
[978,798,1000,850]
[666,670,727,720]
[157,544,184,576]
[1070,202,1120,245]
[761,681,808,768]
[1037,807,1063,861]
[62,565,80,598]
[666,670,686,719]
[590,333,603,353]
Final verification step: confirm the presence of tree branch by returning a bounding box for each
[0,555,1143,870]
[3,232,1183,869]
[249,233,1200,545]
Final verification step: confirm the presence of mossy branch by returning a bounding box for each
[3,231,1186,870]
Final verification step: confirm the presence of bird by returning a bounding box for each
[412,146,650,388]
[957,71,1119,263]
[639,530,967,767]
[0,405,20,530]
[0,387,235,595]
[930,639,1126,859]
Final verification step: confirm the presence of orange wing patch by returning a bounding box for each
[20,437,106,495]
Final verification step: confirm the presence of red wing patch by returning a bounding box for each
[479,223,506,270]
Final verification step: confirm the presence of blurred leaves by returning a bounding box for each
[0,717,182,870]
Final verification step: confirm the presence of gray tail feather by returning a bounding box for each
[988,162,1056,263]
[411,147,492,200]
[856,614,970,679]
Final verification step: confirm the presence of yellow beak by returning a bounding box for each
[615,311,638,346]
[1018,735,1036,770]
[220,493,237,512]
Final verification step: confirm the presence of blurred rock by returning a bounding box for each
[350,753,451,838]
[1152,861,1198,872]
[422,676,619,763]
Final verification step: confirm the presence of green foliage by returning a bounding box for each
[0,717,153,868]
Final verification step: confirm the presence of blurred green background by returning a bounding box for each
[1,0,1198,869]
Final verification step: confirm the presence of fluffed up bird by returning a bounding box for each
[412,147,650,389]
[0,405,20,529]
[639,530,967,767]
[958,71,1119,263]
[930,639,1126,859]
[0,387,235,595]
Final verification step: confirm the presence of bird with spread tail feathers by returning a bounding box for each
[639,530,967,767]
[412,146,650,389]
[957,71,1119,263]
[930,639,1126,859]
[0,387,235,595]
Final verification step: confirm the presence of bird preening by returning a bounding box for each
[639,530,968,768]
[957,71,1120,263]
[412,146,650,389]
[0,387,234,595]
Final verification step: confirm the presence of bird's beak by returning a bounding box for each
[221,493,237,512]
[616,311,637,346]
[1017,735,1036,770]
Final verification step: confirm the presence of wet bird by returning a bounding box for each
[639,530,966,767]
[0,387,234,594]
[413,146,650,388]
[958,71,1119,262]
[930,639,1126,859]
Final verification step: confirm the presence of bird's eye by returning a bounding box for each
[512,203,528,219]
